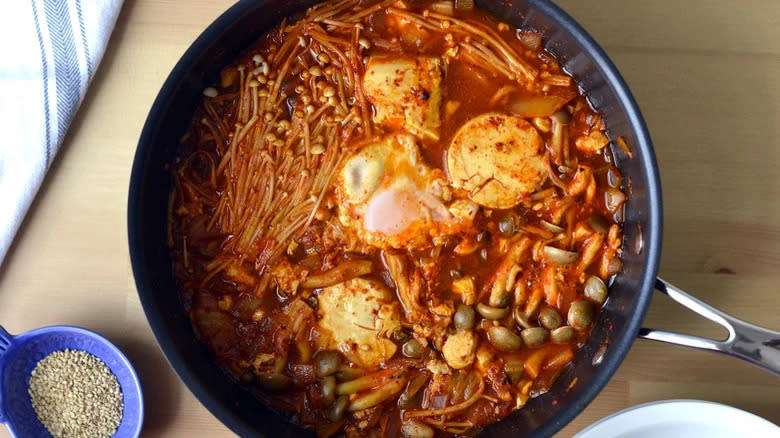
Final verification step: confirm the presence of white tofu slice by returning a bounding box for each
[447,113,546,209]
[316,278,401,368]
[363,56,443,140]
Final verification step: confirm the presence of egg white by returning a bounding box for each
[334,133,475,249]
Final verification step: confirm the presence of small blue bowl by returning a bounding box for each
[0,325,143,437]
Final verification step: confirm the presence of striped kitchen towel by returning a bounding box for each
[0,0,122,263]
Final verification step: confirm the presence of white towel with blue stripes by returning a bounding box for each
[0,0,122,263]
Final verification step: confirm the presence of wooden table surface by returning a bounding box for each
[1,0,778,436]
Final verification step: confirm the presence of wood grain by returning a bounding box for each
[0,1,777,436]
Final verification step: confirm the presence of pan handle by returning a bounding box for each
[637,278,780,376]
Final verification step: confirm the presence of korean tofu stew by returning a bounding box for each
[169,0,627,436]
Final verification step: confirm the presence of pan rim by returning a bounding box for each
[128,0,663,437]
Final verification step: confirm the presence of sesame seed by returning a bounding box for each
[203,87,218,97]
[311,143,325,154]
[28,349,123,438]
[317,53,330,64]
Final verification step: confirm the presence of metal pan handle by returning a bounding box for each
[638,278,780,376]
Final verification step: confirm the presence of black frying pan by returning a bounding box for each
[127,1,780,436]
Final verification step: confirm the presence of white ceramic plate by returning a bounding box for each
[574,399,779,438]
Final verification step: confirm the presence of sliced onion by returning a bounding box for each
[607,168,622,188]
[616,136,633,158]
[557,165,574,174]
[543,246,578,265]
[606,257,623,275]
[613,204,624,223]
[530,188,556,201]
[398,372,430,408]
[509,95,570,118]
[348,376,407,411]
[516,31,541,51]
[605,188,627,213]
[455,0,474,10]
[587,215,609,233]
[540,220,564,234]
[430,0,455,15]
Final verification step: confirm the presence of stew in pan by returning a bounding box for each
[168,0,626,436]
